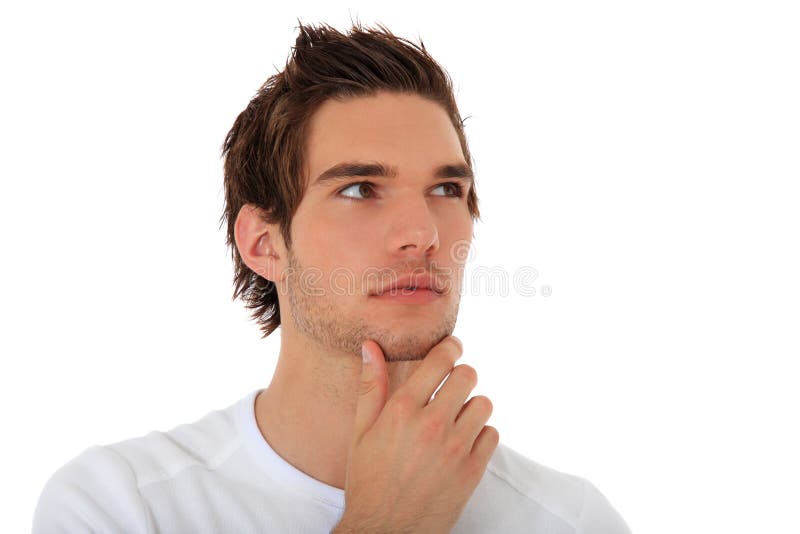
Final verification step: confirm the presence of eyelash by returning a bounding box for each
[336,181,466,201]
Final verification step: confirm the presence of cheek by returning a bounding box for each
[441,216,474,260]
[301,228,372,291]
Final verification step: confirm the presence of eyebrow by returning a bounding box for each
[312,161,474,188]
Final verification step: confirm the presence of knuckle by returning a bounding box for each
[390,392,416,419]
[444,436,467,460]
[419,411,447,439]
[358,380,377,397]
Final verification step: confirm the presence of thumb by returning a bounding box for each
[352,339,388,443]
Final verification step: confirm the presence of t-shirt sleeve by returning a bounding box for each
[577,479,632,534]
[32,446,151,534]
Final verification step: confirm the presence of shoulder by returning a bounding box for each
[32,445,151,533]
[106,404,242,487]
[486,442,631,534]
[33,403,242,533]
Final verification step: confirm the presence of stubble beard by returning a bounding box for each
[285,246,460,363]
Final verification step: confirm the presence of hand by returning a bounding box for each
[333,336,499,534]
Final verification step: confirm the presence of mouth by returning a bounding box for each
[372,286,442,296]
[370,286,443,304]
[368,270,446,298]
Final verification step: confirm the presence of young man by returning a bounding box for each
[33,22,631,533]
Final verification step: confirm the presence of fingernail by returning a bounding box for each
[362,343,370,364]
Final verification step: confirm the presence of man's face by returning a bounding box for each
[279,91,474,362]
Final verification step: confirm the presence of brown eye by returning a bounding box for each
[338,182,375,200]
[432,182,465,198]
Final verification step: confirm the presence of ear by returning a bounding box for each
[234,203,286,283]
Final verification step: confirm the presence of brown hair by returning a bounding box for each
[220,20,481,339]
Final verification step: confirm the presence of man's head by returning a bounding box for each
[222,21,481,360]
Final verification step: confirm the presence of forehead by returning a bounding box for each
[303,91,466,185]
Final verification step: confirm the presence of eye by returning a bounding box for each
[338,181,377,200]
[432,182,465,198]
[336,181,466,201]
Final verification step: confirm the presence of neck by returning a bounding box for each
[254,327,422,489]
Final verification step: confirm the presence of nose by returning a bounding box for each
[386,195,440,259]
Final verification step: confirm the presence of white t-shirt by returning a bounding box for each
[33,389,631,533]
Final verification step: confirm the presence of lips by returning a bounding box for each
[372,272,443,296]
[371,286,441,303]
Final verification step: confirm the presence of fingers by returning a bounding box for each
[427,363,478,422]
[455,395,494,444]
[470,425,500,467]
[397,335,463,409]
[352,340,389,445]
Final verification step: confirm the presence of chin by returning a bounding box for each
[368,329,451,363]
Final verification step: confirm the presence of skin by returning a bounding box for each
[235,90,474,490]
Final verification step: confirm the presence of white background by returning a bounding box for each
[2,1,798,532]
